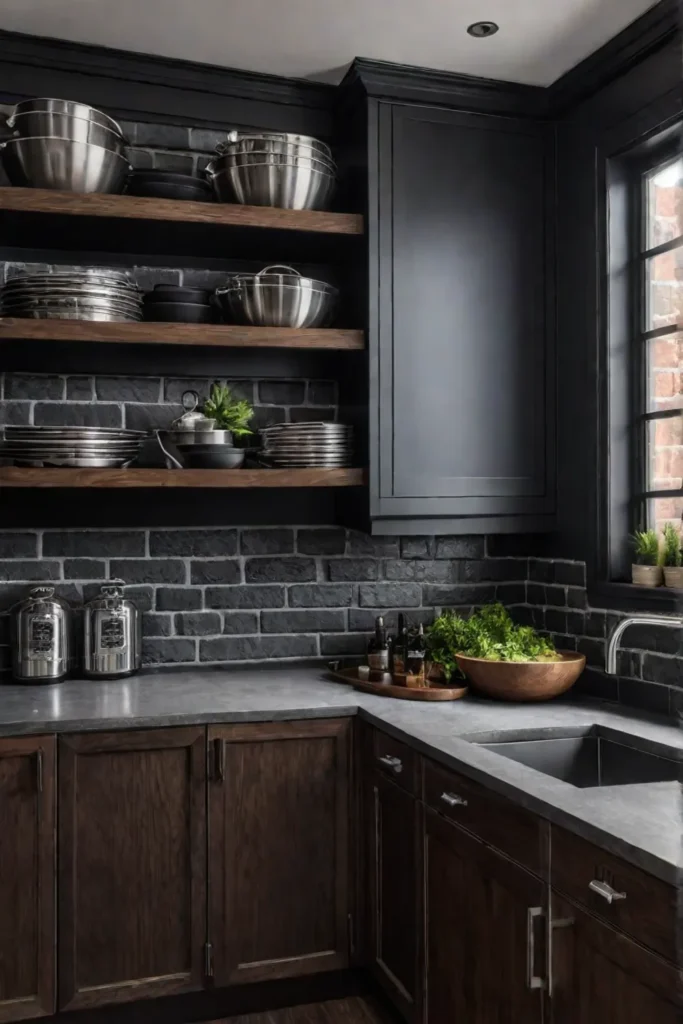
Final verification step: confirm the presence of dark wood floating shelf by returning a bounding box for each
[0,187,364,236]
[0,467,366,489]
[0,319,365,351]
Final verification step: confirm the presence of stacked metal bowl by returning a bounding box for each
[260,422,353,468]
[207,131,336,210]
[1,269,143,321]
[0,426,146,468]
[1,98,130,193]
[214,265,337,328]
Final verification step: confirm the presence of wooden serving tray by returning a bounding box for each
[328,666,468,701]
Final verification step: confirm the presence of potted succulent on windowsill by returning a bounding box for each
[662,522,683,588]
[630,528,663,587]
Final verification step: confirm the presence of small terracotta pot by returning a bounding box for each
[663,566,683,588]
[631,564,663,587]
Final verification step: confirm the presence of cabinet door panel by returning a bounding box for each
[424,808,544,1024]
[369,772,422,1021]
[209,720,350,985]
[374,101,554,520]
[58,728,206,1010]
[550,893,678,1023]
[0,736,55,1023]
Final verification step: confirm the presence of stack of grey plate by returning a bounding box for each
[260,422,353,468]
[0,426,146,468]
[0,269,143,321]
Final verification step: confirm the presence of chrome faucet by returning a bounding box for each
[605,615,683,674]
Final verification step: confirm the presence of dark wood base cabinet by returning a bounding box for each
[367,772,422,1022]
[58,728,207,1011]
[550,894,679,1023]
[424,809,545,1024]
[0,736,55,1023]
[208,720,351,986]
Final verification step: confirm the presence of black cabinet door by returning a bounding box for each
[371,101,555,529]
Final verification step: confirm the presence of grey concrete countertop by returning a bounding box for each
[0,665,680,884]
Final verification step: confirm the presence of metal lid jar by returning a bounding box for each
[83,581,142,680]
[11,585,72,683]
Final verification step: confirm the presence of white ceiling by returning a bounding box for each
[0,0,660,86]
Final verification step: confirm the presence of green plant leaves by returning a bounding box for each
[203,384,254,436]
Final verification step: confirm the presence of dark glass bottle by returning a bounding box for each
[367,615,390,681]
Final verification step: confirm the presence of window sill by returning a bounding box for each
[588,580,683,614]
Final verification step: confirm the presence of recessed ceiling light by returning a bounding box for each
[467,21,499,38]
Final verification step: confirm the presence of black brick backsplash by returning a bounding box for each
[0,527,528,673]
[523,558,682,717]
[0,368,340,443]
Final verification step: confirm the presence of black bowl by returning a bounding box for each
[143,301,217,324]
[127,182,214,202]
[146,285,213,305]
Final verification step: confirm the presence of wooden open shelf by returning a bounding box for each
[0,319,364,351]
[0,467,366,489]
[0,188,364,236]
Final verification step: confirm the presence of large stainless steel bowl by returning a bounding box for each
[8,114,128,154]
[215,150,337,175]
[217,141,336,171]
[0,136,130,193]
[219,131,332,161]
[208,159,335,210]
[7,98,123,136]
[214,265,338,328]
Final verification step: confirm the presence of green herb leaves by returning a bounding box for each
[425,603,558,679]
[203,384,254,437]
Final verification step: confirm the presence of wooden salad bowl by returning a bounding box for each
[454,651,586,702]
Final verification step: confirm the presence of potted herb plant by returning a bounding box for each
[203,384,254,443]
[630,529,662,587]
[662,522,683,588]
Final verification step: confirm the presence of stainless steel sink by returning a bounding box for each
[472,728,681,788]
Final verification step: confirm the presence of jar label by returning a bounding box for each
[99,616,126,650]
[29,618,55,658]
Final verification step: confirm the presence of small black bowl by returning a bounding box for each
[143,301,217,324]
[146,285,213,305]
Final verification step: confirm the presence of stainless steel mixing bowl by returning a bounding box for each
[8,113,128,154]
[208,159,335,210]
[0,136,130,193]
[7,98,123,136]
[218,131,332,161]
[214,265,338,328]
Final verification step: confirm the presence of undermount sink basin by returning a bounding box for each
[472,728,681,788]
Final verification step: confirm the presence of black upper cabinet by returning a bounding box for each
[368,101,556,534]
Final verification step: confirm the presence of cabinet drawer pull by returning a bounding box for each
[440,790,467,808]
[527,906,546,990]
[589,879,626,904]
[378,754,403,773]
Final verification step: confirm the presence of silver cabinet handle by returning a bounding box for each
[589,879,626,904]
[378,754,403,773]
[527,906,546,990]
[440,790,467,808]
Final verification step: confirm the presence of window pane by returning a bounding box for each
[645,249,683,331]
[647,331,683,412]
[646,157,683,248]
[649,494,683,533]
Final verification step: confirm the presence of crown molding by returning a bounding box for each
[548,0,680,115]
[0,29,333,113]
[340,57,549,119]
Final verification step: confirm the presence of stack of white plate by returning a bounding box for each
[0,426,146,468]
[260,422,353,468]
[0,269,143,322]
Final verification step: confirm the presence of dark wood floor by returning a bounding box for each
[211,996,395,1023]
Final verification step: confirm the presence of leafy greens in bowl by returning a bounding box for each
[426,604,560,682]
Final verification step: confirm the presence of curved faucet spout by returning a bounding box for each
[605,615,683,674]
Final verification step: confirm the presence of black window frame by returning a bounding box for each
[630,140,682,537]
[590,123,682,614]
